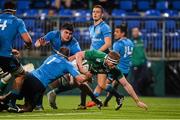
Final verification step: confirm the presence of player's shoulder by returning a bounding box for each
[127,38,134,46]
[100,21,110,29]
[15,17,25,24]
[71,37,78,43]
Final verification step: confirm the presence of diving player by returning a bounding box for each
[76,50,148,110]
[103,23,134,109]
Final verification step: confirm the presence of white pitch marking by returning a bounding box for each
[0,112,101,118]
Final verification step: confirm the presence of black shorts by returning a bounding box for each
[108,73,128,81]
[0,56,24,75]
[21,73,45,109]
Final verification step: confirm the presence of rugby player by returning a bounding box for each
[103,23,134,109]
[0,48,102,112]
[0,1,32,110]
[76,50,148,110]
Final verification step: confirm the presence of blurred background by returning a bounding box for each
[0,0,180,97]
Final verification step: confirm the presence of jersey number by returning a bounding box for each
[124,46,133,57]
[0,20,7,30]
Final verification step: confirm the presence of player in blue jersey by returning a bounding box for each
[0,1,32,110]
[0,47,102,112]
[78,5,113,109]
[89,5,112,53]
[103,24,134,109]
[35,22,81,61]
[35,23,81,110]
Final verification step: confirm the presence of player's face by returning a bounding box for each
[132,28,140,39]
[61,29,73,42]
[105,60,116,69]
[114,28,124,40]
[92,8,103,21]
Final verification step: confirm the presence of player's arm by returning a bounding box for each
[98,25,112,52]
[35,31,53,47]
[12,49,20,58]
[21,33,32,48]
[75,51,86,74]
[67,63,86,83]
[115,69,148,110]
[68,42,81,61]
[18,19,32,48]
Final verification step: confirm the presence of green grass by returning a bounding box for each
[0,96,180,119]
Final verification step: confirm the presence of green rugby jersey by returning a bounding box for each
[84,50,123,80]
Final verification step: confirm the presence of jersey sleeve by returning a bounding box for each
[85,50,106,61]
[113,42,123,55]
[101,24,112,38]
[67,62,80,77]
[43,31,55,42]
[70,40,81,55]
[17,19,28,34]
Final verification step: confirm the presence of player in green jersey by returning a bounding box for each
[76,50,148,110]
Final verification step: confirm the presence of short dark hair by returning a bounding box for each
[59,47,70,57]
[93,5,104,13]
[61,23,74,32]
[3,1,16,12]
[116,23,128,37]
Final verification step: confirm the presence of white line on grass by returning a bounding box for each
[0,112,102,118]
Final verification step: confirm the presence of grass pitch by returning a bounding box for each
[0,96,180,119]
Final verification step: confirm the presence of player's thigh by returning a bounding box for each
[97,74,107,89]
[118,76,129,87]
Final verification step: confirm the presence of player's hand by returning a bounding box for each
[85,71,93,78]
[35,37,49,47]
[136,101,148,110]
[39,37,49,46]
[12,49,21,58]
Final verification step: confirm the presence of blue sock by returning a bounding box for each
[105,84,113,92]
[93,92,100,98]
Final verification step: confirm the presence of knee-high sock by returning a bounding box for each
[104,82,119,104]
[78,83,97,102]
[105,84,123,98]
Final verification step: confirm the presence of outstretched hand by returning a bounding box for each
[136,101,148,110]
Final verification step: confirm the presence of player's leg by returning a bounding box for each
[103,80,119,107]
[47,75,77,109]
[103,73,128,108]
[0,56,25,110]
[20,73,46,112]
[77,82,102,109]
[93,74,107,97]
[0,67,12,95]
[77,89,87,110]
[0,57,14,94]
[86,74,106,107]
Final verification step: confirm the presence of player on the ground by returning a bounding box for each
[0,48,102,112]
[76,50,148,110]
[34,23,81,110]
[103,24,134,109]
[0,1,32,110]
